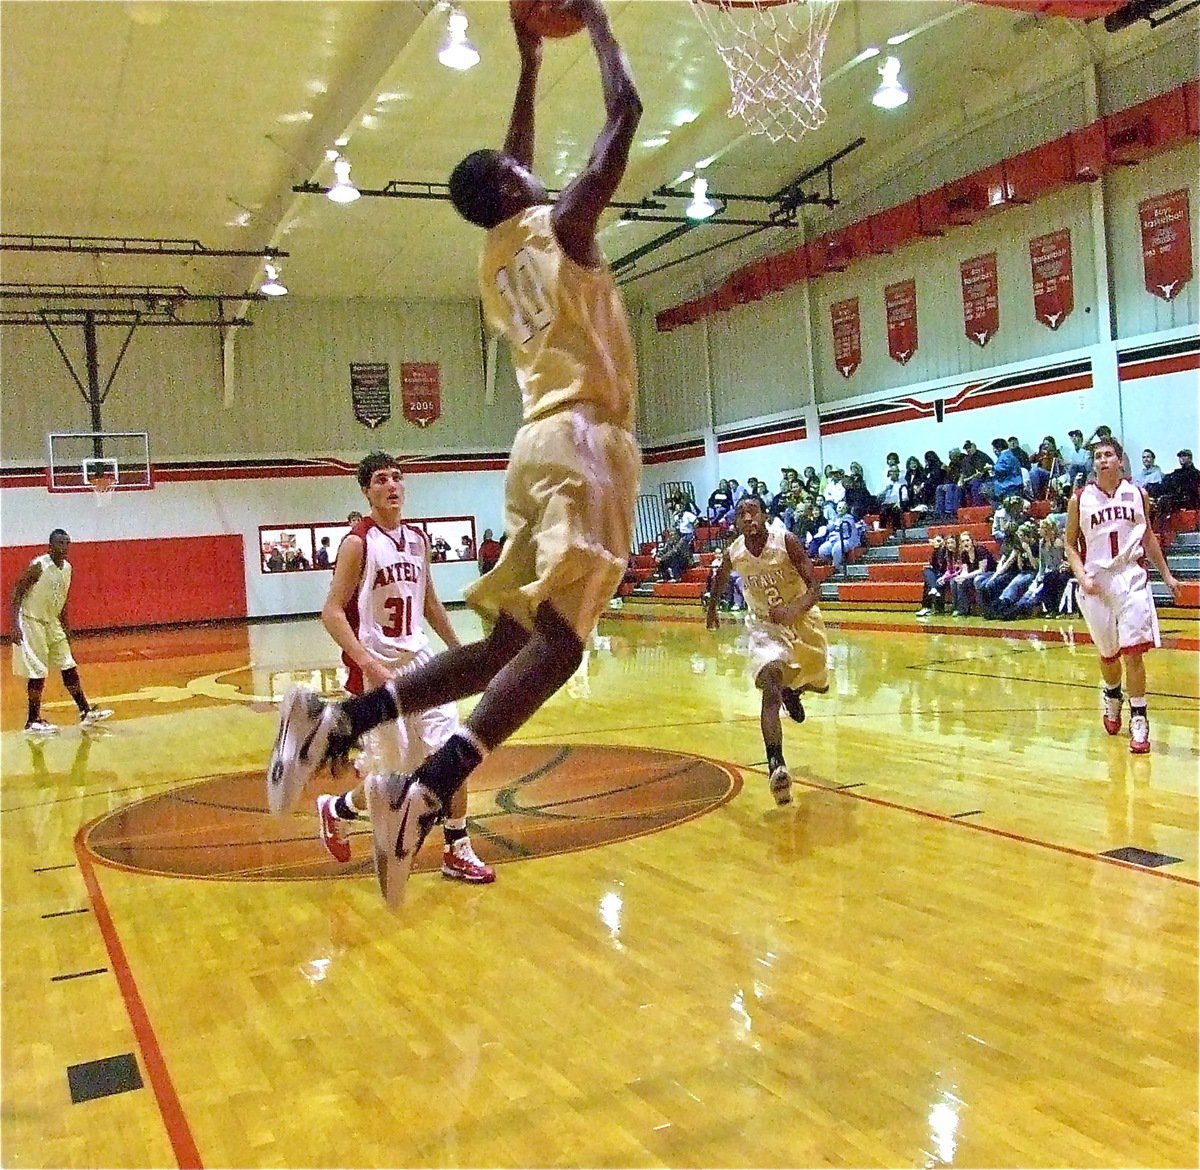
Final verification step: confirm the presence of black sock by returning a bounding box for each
[332,793,360,821]
[1104,685,1123,700]
[342,686,399,739]
[1130,703,1147,717]
[444,824,468,845]
[766,743,785,773]
[413,734,483,809]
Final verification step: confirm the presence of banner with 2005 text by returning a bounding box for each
[961,252,999,347]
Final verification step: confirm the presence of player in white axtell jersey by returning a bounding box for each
[705,497,830,805]
[1064,436,1180,753]
[10,528,112,735]
[282,453,494,903]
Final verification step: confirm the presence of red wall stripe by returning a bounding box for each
[716,425,808,454]
[1118,352,1200,381]
[1,536,247,637]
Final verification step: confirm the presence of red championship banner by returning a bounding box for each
[884,278,917,365]
[830,296,861,378]
[1029,229,1074,330]
[1139,189,1192,301]
[400,362,441,428]
[961,252,999,347]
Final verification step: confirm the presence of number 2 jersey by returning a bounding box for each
[1076,479,1149,572]
[728,526,812,622]
[479,204,636,431]
[341,518,430,695]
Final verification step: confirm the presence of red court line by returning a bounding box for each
[74,824,203,1170]
[753,769,1200,888]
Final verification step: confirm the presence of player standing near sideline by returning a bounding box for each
[1065,436,1181,753]
[706,497,829,806]
[10,529,112,735]
[268,0,642,907]
[308,453,495,894]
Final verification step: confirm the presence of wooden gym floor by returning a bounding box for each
[1,606,1197,1169]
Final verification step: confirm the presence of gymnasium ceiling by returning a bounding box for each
[0,0,1188,314]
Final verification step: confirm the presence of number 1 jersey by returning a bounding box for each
[342,518,430,694]
[1076,480,1148,572]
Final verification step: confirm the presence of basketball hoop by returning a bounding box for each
[90,473,116,509]
[689,0,842,143]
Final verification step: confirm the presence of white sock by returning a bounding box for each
[444,816,467,833]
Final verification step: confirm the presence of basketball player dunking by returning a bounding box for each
[268,0,642,906]
[706,497,830,805]
[1065,436,1180,753]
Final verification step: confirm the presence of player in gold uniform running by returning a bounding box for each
[707,498,830,805]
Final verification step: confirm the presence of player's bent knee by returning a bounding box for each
[533,602,585,683]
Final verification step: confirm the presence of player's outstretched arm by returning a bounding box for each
[706,556,732,630]
[552,0,642,266]
[503,17,542,170]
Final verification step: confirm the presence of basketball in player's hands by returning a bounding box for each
[510,0,586,39]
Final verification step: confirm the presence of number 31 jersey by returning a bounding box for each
[1076,479,1148,572]
[342,518,430,694]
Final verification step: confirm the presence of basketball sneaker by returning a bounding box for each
[81,708,113,727]
[316,794,352,864]
[442,837,496,884]
[365,771,443,909]
[768,764,793,807]
[23,720,58,736]
[780,687,806,724]
[1129,714,1150,755]
[267,686,352,815]
[1101,692,1123,736]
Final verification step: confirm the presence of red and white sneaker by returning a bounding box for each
[1102,693,1123,736]
[316,794,352,864]
[1129,713,1150,755]
[442,837,496,884]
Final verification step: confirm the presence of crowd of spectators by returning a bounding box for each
[666,424,1198,618]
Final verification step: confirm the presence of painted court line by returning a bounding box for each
[74,823,203,1170]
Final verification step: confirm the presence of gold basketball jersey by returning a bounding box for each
[479,205,636,430]
[728,528,807,620]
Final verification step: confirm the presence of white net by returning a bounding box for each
[689,0,842,143]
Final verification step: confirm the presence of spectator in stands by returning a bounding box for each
[916,535,953,617]
[1007,436,1031,472]
[815,503,862,573]
[1045,483,1069,534]
[707,480,733,523]
[314,536,333,569]
[919,451,945,512]
[822,468,846,520]
[1028,436,1064,501]
[949,532,995,616]
[457,535,476,561]
[959,440,994,506]
[746,477,774,513]
[1063,429,1091,486]
[986,437,1025,502]
[1156,448,1200,525]
[935,448,965,519]
[796,502,825,550]
[655,527,693,582]
[478,528,503,574]
[1134,449,1164,491]
[977,523,1022,616]
[989,522,1040,619]
[668,492,698,541]
[876,467,906,532]
[266,546,285,572]
[842,468,873,521]
[1012,517,1069,617]
[882,452,901,489]
[802,466,821,496]
[901,456,926,516]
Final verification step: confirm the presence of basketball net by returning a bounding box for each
[90,473,116,509]
[689,0,841,143]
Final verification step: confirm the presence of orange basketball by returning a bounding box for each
[510,0,586,39]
